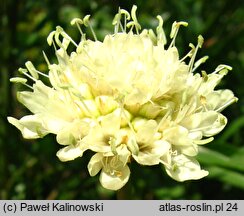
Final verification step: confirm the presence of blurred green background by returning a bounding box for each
[0,0,243,199]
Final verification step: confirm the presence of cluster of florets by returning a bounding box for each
[8,6,237,190]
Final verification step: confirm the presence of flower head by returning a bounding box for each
[8,5,238,190]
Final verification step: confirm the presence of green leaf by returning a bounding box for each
[207,166,244,189]
[230,147,244,167]
[198,147,244,172]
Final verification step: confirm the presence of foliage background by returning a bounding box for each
[0,0,243,199]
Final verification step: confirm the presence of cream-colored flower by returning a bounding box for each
[88,145,131,191]
[132,118,171,166]
[165,154,209,181]
[8,5,237,190]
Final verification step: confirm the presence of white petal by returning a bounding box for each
[17,81,52,113]
[41,115,68,134]
[87,153,103,176]
[99,165,130,190]
[163,126,192,146]
[165,154,208,181]
[134,140,170,165]
[136,120,157,144]
[138,102,162,119]
[56,144,85,162]
[125,88,150,105]
[188,131,203,140]
[56,119,90,145]
[75,99,100,117]
[181,111,227,137]
[98,109,121,136]
[95,95,119,115]
[176,144,198,156]
[7,115,48,139]
[206,89,236,111]
[116,144,131,166]
[199,73,226,95]
[82,124,111,153]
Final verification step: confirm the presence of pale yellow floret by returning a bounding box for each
[8,5,237,190]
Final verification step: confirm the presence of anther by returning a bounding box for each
[18,68,37,82]
[192,56,209,73]
[126,5,141,34]
[156,15,167,45]
[188,35,204,73]
[83,15,97,41]
[169,21,188,48]
[10,77,33,89]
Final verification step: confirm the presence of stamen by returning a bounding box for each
[131,5,141,33]
[10,77,27,84]
[147,29,157,44]
[169,21,188,48]
[54,27,67,49]
[61,37,70,50]
[47,30,56,46]
[47,31,58,52]
[192,56,209,73]
[188,35,204,73]
[49,26,78,52]
[23,83,33,89]
[59,27,78,47]
[42,51,50,67]
[113,8,130,33]
[108,137,118,155]
[156,15,167,45]
[18,68,37,82]
[126,5,141,34]
[180,43,197,63]
[156,110,171,132]
[10,77,33,89]
[215,97,238,112]
[83,15,97,41]
[53,41,57,52]
[25,61,49,79]
[115,170,122,177]
[212,64,232,75]
[111,155,120,168]
[70,18,84,35]
[201,71,208,82]
[113,8,122,33]
[122,9,130,31]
